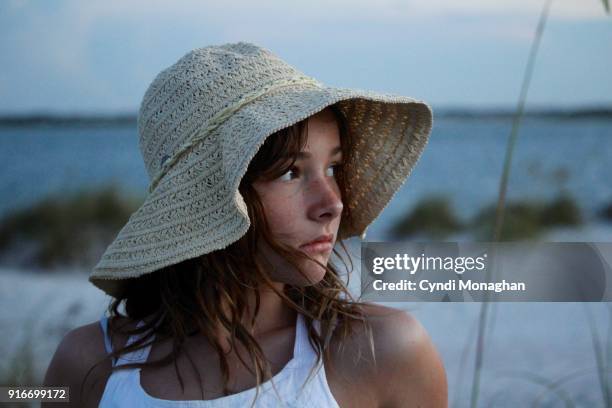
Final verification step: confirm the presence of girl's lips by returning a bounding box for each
[300,241,333,254]
[300,234,334,248]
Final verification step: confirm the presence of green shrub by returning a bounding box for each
[471,201,544,241]
[540,194,582,226]
[389,195,463,240]
[470,194,582,241]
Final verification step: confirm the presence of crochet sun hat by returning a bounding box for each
[90,41,433,297]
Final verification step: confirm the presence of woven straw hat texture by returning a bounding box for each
[90,42,433,297]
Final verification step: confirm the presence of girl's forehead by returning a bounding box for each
[308,107,338,124]
[302,129,341,152]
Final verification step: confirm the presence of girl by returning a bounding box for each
[43,42,447,407]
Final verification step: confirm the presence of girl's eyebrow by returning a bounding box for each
[286,146,342,160]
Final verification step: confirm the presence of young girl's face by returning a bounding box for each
[252,108,344,286]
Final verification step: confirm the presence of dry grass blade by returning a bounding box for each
[485,369,575,408]
[469,1,553,407]
[582,303,611,406]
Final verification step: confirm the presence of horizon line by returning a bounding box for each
[1,104,612,125]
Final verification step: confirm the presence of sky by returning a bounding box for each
[1,0,611,114]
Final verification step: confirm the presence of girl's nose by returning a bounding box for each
[307,177,344,222]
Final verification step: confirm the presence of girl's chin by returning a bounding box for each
[296,265,327,286]
[272,262,328,286]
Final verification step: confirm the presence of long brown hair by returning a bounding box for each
[82,104,371,405]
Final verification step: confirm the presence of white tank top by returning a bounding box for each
[98,312,340,407]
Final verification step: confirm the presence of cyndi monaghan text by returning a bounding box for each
[373,279,526,293]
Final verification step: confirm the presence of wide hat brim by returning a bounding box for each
[90,83,433,297]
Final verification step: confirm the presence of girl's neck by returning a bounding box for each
[212,281,297,351]
[249,282,297,335]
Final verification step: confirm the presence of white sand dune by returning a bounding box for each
[0,268,110,382]
[1,228,611,407]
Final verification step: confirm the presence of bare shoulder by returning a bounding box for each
[327,303,447,408]
[42,318,131,408]
[361,303,436,361]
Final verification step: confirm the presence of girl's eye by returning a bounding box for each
[326,163,342,178]
[277,163,342,182]
[278,167,299,181]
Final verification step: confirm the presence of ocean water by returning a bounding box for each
[1,117,612,241]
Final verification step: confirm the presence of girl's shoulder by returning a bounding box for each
[42,316,137,408]
[329,303,432,362]
[326,303,447,407]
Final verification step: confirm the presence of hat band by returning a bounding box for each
[147,75,323,194]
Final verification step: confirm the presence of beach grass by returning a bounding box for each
[0,313,38,408]
[389,195,464,240]
[470,194,582,241]
[0,183,143,270]
[389,193,583,242]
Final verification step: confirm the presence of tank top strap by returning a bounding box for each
[98,313,155,368]
[293,313,310,362]
[292,313,313,364]
[115,320,156,367]
[293,313,338,363]
[290,314,340,407]
[99,314,113,354]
